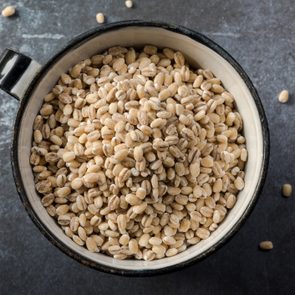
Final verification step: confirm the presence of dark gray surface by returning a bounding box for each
[0,0,294,294]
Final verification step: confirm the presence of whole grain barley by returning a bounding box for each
[125,0,133,8]
[96,13,105,24]
[278,90,289,103]
[31,45,247,261]
[259,241,273,250]
[282,183,292,197]
[2,6,15,17]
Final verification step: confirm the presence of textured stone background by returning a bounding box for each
[0,0,294,294]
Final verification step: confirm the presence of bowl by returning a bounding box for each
[0,21,269,276]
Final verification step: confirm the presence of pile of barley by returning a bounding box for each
[30,45,247,260]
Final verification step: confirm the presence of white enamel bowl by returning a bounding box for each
[0,21,269,276]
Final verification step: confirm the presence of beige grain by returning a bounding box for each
[259,240,273,250]
[282,183,292,197]
[96,12,105,24]
[278,89,289,103]
[31,46,247,261]
[2,6,15,17]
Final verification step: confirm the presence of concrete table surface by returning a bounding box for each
[0,0,294,294]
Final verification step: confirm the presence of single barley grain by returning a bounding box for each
[2,6,15,17]
[259,241,273,250]
[96,13,105,24]
[196,228,210,240]
[125,0,133,8]
[278,90,289,103]
[282,183,292,197]
[86,237,98,252]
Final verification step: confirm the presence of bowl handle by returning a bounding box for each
[0,49,41,101]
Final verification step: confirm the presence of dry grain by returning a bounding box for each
[259,240,273,250]
[31,46,247,261]
[125,0,133,8]
[96,13,105,24]
[282,183,292,197]
[2,6,15,17]
[278,90,289,103]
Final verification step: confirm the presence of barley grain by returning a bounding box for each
[259,240,273,250]
[2,6,15,17]
[278,90,289,103]
[31,46,247,261]
[282,183,292,197]
[96,13,105,24]
[196,228,210,239]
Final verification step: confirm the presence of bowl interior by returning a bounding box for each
[16,25,264,271]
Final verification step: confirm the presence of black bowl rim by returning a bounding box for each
[11,20,270,276]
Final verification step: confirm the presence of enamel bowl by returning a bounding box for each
[0,21,269,276]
